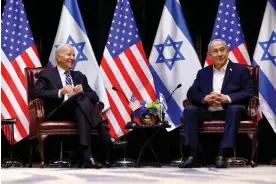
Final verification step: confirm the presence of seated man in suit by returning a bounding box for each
[31,44,127,168]
[180,39,256,168]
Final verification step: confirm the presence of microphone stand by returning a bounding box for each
[159,85,182,126]
[161,84,184,166]
[112,87,136,167]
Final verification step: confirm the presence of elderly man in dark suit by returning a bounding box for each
[31,44,127,168]
[179,39,256,168]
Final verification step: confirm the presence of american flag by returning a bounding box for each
[205,0,251,66]
[1,0,41,143]
[129,95,142,112]
[129,101,142,112]
[100,0,157,138]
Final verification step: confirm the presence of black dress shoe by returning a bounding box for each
[215,156,227,168]
[179,156,201,168]
[84,157,102,169]
[109,140,128,149]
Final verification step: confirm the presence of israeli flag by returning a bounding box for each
[149,0,201,130]
[252,0,276,132]
[48,0,109,110]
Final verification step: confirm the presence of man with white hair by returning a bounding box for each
[31,44,127,168]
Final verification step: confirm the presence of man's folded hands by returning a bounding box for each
[60,84,83,95]
[203,91,229,106]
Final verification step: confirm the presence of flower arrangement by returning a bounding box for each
[131,100,161,125]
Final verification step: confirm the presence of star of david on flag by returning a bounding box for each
[258,31,276,67]
[149,0,201,130]
[252,0,276,133]
[154,35,185,70]
[48,0,109,110]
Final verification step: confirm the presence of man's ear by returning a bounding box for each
[207,51,211,57]
[56,54,61,62]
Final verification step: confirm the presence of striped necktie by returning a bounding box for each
[64,71,72,85]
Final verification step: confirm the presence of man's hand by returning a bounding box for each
[73,84,83,94]
[60,85,74,95]
[203,92,221,106]
[214,93,229,104]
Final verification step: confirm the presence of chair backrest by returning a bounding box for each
[246,65,259,94]
[24,67,54,103]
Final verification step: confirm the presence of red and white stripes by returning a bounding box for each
[1,45,41,143]
[100,41,156,138]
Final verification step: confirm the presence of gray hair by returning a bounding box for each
[207,39,227,52]
[55,44,73,55]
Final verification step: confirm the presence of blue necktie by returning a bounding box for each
[64,71,72,85]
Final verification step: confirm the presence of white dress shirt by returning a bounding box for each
[208,60,231,112]
[57,66,73,101]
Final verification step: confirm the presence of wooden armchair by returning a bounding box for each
[25,67,107,168]
[179,65,260,167]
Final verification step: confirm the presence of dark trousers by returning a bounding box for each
[183,104,248,149]
[46,92,111,147]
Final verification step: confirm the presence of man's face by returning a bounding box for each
[57,46,75,70]
[208,41,229,67]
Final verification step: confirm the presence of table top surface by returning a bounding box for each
[124,122,171,129]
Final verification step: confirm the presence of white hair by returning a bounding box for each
[55,43,73,55]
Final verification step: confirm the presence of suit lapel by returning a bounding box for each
[206,66,213,93]
[70,70,77,86]
[53,67,63,89]
[221,61,232,91]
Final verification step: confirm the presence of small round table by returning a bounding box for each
[125,122,171,167]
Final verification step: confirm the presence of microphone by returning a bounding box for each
[160,84,182,123]
[112,87,130,103]
[166,84,182,103]
[112,87,135,124]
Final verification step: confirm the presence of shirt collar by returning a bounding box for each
[57,65,68,76]
[213,59,229,72]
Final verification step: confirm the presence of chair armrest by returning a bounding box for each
[95,101,104,114]
[248,96,259,121]
[183,99,192,107]
[28,99,45,139]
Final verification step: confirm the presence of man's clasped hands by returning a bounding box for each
[203,92,229,106]
[60,84,83,96]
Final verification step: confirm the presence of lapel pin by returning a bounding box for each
[230,68,232,71]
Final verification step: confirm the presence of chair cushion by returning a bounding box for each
[201,120,257,129]
[39,121,76,130]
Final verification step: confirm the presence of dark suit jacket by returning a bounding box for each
[31,67,99,116]
[187,61,256,109]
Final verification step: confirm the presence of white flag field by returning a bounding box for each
[48,0,109,110]
[149,0,202,130]
[252,0,276,133]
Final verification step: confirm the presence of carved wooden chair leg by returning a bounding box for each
[38,134,48,168]
[180,135,184,160]
[28,140,33,168]
[251,133,257,167]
